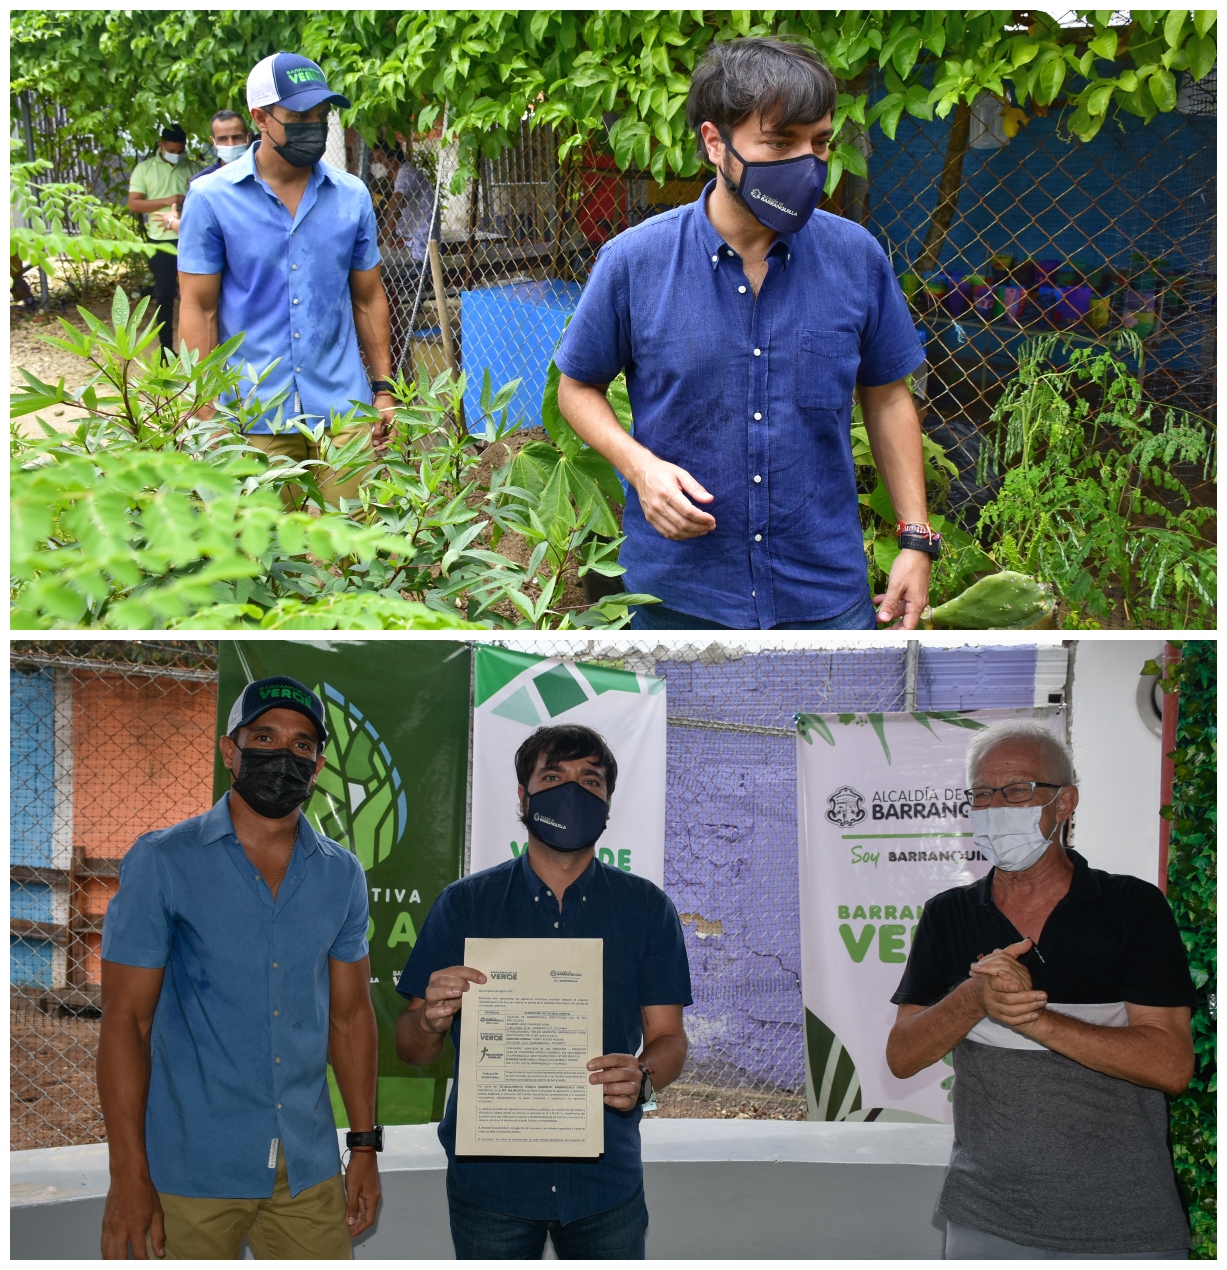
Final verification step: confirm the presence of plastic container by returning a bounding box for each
[941,270,973,316]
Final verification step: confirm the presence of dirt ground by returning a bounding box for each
[9,1000,804,1149]
[10,1004,106,1151]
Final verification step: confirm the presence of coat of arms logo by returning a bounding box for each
[825,785,867,829]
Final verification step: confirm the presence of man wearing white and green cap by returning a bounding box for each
[98,675,381,1258]
[178,53,395,509]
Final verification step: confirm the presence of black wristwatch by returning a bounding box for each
[636,1066,654,1106]
[346,1126,384,1152]
[369,378,395,396]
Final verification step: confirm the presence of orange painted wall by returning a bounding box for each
[72,673,217,983]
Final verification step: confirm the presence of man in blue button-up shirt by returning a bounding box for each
[177,53,394,509]
[98,676,379,1259]
[395,724,692,1259]
[557,38,931,630]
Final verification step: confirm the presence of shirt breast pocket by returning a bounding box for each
[797,329,861,412]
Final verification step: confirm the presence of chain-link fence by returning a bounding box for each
[365,70,1215,530]
[10,641,219,1151]
[11,637,1067,1144]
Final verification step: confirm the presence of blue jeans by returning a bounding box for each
[447,1172,648,1260]
[630,590,878,631]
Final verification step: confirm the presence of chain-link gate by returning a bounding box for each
[12,637,1065,1142]
[10,641,219,1150]
[363,69,1215,533]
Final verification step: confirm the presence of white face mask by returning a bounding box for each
[370,162,389,179]
[215,143,248,163]
[162,150,183,165]
[970,804,1060,872]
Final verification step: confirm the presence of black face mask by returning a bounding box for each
[526,782,609,852]
[233,747,318,819]
[269,120,328,168]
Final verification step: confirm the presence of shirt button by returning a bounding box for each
[554,922,560,929]
[273,962,278,969]
[754,475,762,484]
[295,367,302,372]
[546,891,552,897]
[727,250,735,257]
[754,412,762,420]
[754,534,763,542]
[552,1186,557,1193]
[273,1010,280,1016]
[293,298,300,304]
[534,896,539,903]
[753,348,761,356]
[276,1057,282,1064]
[277,1104,282,1110]
[738,285,747,294]
[293,332,300,339]
[710,254,718,263]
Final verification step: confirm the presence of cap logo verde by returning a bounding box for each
[285,67,326,85]
[258,685,313,706]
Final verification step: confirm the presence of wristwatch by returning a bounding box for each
[896,521,943,559]
[636,1066,654,1106]
[345,1126,384,1152]
[369,378,395,396]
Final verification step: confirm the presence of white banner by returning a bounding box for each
[470,648,666,885]
[796,706,1065,1123]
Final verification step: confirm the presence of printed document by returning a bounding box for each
[456,937,604,1157]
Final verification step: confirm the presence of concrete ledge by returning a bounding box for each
[11,1120,951,1259]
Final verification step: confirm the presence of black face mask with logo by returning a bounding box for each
[526,781,609,852]
[270,119,328,168]
[233,747,318,819]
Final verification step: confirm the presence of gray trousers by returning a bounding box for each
[945,1221,1189,1260]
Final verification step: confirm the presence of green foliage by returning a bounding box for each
[10,148,166,276]
[1147,643,1217,1258]
[11,12,1217,187]
[10,291,654,631]
[975,334,1216,629]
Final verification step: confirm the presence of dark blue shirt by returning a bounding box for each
[398,852,692,1223]
[555,181,924,627]
[100,796,369,1198]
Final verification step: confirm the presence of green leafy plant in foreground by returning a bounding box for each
[976,334,1215,629]
[1146,643,1217,1258]
[10,290,653,630]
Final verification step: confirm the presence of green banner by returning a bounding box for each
[215,639,471,1125]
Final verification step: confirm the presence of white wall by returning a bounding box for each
[1068,640,1165,885]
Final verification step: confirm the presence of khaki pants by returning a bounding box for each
[153,1152,352,1260]
[246,421,373,509]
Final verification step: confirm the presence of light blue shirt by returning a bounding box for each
[100,796,369,1198]
[177,141,381,433]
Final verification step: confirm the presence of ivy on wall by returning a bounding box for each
[1150,641,1217,1258]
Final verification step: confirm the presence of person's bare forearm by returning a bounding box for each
[886,980,984,1077]
[97,1010,155,1179]
[128,195,178,215]
[330,1005,379,1132]
[394,1002,448,1067]
[352,289,392,381]
[640,1032,687,1091]
[1022,1011,1192,1093]
[558,378,655,486]
[860,383,928,524]
[177,289,218,360]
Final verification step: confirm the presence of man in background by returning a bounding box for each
[128,124,193,354]
[177,52,395,508]
[191,110,252,183]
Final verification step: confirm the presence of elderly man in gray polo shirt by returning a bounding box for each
[887,720,1196,1259]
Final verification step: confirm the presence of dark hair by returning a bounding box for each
[210,110,247,134]
[514,725,618,798]
[161,124,187,143]
[686,36,838,163]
